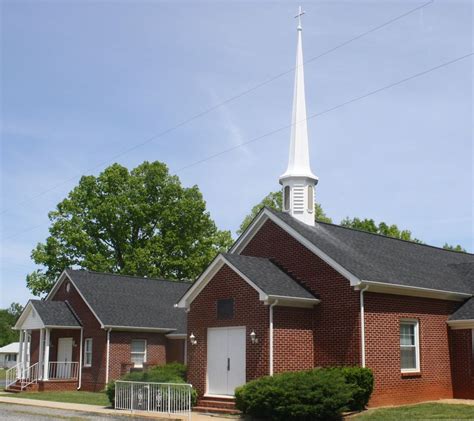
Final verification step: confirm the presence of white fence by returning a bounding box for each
[115,381,193,420]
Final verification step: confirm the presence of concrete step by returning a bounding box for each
[193,406,241,415]
[197,399,236,409]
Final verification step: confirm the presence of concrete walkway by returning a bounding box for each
[0,395,242,421]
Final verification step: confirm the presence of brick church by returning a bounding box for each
[9,8,473,409]
[177,15,474,407]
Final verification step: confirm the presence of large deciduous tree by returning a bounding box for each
[27,161,233,295]
[237,190,332,235]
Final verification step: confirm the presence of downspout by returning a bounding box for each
[77,328,83,390]
[360,285,369,368]
[105,328,111,384]
[269,300,279,376]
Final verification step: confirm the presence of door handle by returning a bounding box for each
[227,358,230,371]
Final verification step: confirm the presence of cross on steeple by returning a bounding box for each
[294,6,305,30]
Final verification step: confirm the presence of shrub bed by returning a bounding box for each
[235,367,374,420]
[106,363,197,408]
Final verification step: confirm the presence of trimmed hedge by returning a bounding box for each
[235,369,355,420]
[106,363,197,407]
[329,367,374,410]
[235,367,374,420]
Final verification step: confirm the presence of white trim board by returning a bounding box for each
[231,208,361,286]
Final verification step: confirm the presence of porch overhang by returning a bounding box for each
[14,300,82,331]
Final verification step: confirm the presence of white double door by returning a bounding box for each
[207,327,246,396]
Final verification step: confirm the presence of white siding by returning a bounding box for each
[21,306,44,330]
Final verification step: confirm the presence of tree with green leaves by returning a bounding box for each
[340,217,423,243]
[0,303,23,347]
[27,161,233,296]
[237,190,332,235]
[442,243,467,253]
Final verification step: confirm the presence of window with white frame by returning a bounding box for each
[84,338,93,367]
[400,320,420,372]
[131,339,147,368]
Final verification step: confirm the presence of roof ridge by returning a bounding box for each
[67,269,193,284]
[266,208,471,257]
[316,220,473,256]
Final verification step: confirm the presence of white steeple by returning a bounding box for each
[279,6,318,226]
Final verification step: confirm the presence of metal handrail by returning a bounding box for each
[48,361,79,380]
[5,363,20,389]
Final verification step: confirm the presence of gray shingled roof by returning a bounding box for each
[450,298,474,321]
[222,253,317,300]
[31,300,81,327]
[267,208,474,295]
[64,270,190,333]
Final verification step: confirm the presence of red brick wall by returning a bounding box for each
[108,331,168,381]
[364,292,461,406]
[242,219,361,366]
[450,328,474,399]
[187,264,270,397]
[52,278,107,391]
[273,306,314,373]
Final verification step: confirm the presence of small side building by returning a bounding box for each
[0,342,19,369]
[9,270,190,392]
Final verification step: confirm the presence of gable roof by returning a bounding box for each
[30,300,82,328]
[232,207,474,299]
[177,253,319,309]
[59,270,190,333]
[222,253,316,300]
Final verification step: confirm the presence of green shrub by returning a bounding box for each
[328,367,374,410]
[106,363,196,408]
[235,369,356,421]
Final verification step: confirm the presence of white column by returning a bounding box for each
[22,330,28,368]
[43,329,50,380]
[18,330,24,368]
[38,329,45,379]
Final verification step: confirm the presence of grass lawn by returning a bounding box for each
[6,391,109,407]
[356,403,474,420]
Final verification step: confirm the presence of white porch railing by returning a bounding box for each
[5,363,20,389]
[6,362,39,390]
[47,361,79,380]
[115,381,192,420]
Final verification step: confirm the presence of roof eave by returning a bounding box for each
[447,319,474,329]
[266,295,320,308]
[357,280,472,302]
[103,325,177,333]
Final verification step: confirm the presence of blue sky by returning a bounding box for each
[1,0,472,307]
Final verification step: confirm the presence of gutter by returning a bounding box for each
[105,328,111,385]
[269,300,279,376]
[77,328,83,390]
[360,285,369,368]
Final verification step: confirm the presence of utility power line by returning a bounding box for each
[0,0,433,217]
[3,51,472,242]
